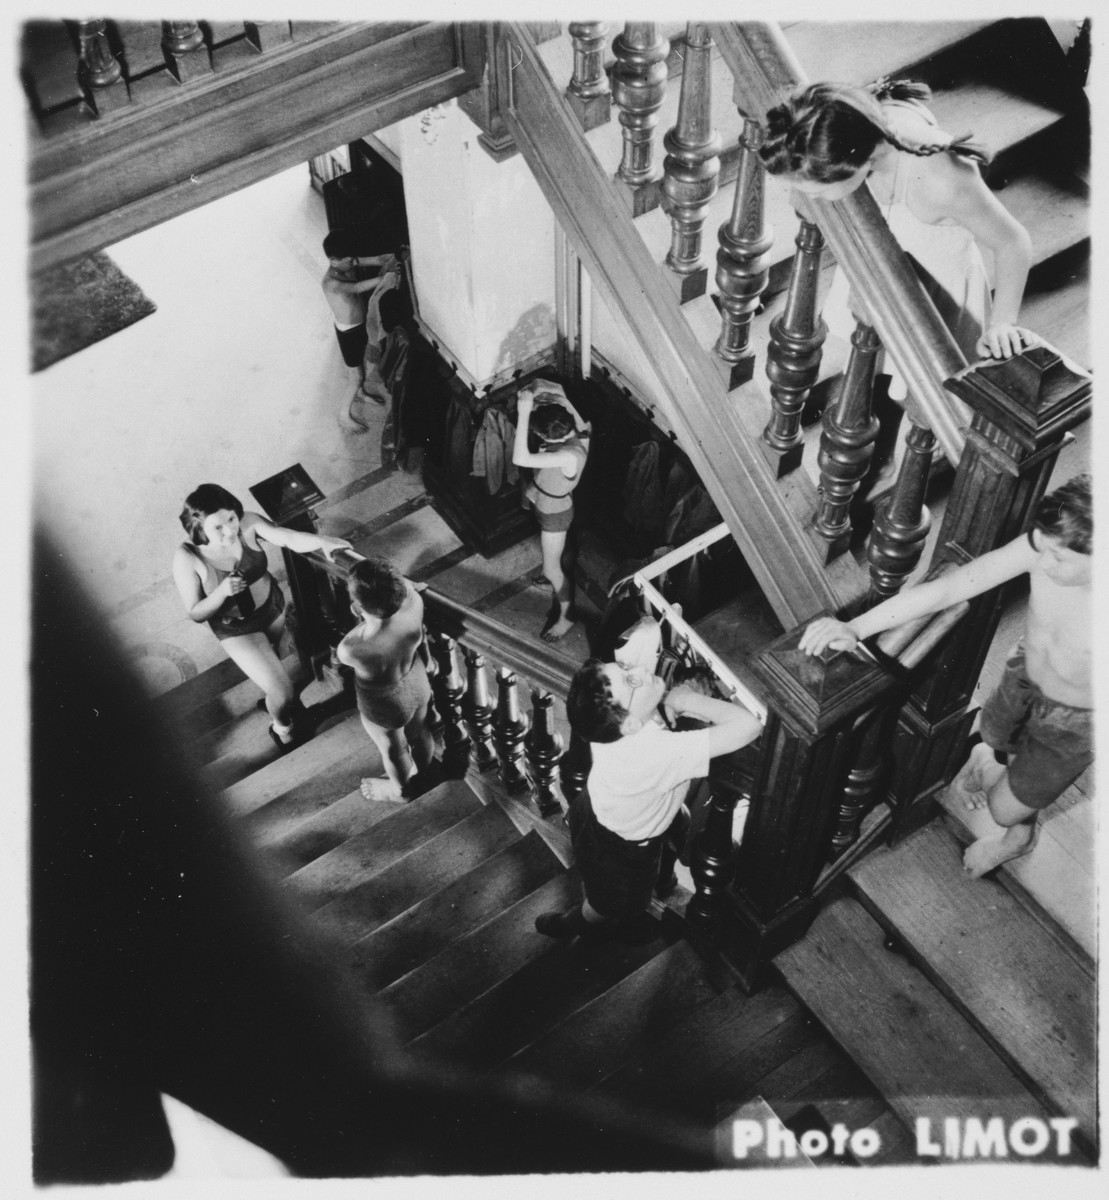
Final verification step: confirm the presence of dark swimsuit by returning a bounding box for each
[183,535,285,641]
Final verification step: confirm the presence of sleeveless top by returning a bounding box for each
[532,436,589,513]
[182,534,274,633]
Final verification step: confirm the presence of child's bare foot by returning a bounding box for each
[963,822,1036,878]
[360,776,404,803]
[541,614,575,643]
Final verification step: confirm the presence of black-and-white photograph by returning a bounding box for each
[10,5,1099,1193]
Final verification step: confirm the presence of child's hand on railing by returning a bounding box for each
[798,617,859,657]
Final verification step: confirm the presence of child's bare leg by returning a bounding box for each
[963,771,1038,878]
[539,530,575,642]
[358,718,412,802]
[952,741,1007,810]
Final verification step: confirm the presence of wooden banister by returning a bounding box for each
[498,21,844,628]
[714,22,970,465]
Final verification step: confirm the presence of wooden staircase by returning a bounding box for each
[166,649,930,1168]
[516,17,1089,626]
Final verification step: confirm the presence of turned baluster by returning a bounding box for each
[162,21,212,82]
[427,632,471,776]
[686,784,739,932]
[611,23,669,211]
[660,24,721,301]
[75,20,129,115]
[713,117,773,390]
[812,321,882,560]
[762,220,827,477]
[493,670,530,793]
[525,689,564,816]
[462,649,498,772]
[867,423,936,601]
[565,21,611,131]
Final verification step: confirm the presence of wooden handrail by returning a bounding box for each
[714,22,969,464]
[499,22,843,628]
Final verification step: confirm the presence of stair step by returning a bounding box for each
[1021,255,1089,367]
[588,980,802,1121]
[218,714,369,818]
[846,823,1096,1149]
[500,939,728,1093]
[411,919,674,1068]
[776,894,1078,1162]
[251,787,407,871]
[309,802,523,944]
[935,782,1095,965]
[995,168,1088,267]
[282,781,483,912]
[928,79,1064,167]
[191,676,349,767]
[785,21,997,86]
[348,831,565,993]
[381,870,584,1044]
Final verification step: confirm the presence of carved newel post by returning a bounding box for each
[884,347,1092,839]
[720,626,900,989]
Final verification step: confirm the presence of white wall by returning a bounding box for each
[397,100,558,387]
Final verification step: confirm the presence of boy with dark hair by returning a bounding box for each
[320,228,399,431]
[800,472,1092,876]
[337,557,435,802]
[537,658,762,942]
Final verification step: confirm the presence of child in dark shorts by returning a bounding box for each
[800,473,1092,877]
[536,656,761,943]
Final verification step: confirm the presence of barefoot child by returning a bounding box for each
[799,474,1091,877]
[512,383,591,643]
[337,557,436,802]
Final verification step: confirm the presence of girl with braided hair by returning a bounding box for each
[760,79,1033,368]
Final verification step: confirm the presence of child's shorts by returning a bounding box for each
[978,643,1093,810]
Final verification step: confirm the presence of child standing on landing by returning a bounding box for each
[799,474,1092,878]
[512,383,591,643]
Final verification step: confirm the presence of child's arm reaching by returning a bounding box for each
[799,534,1037,656]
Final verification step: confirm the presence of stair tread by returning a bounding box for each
[383,870,583,1044]
[935,783,1096,964]
[309,802,522,943]
[218,713,368,816]
[992,169,1088,266]
[282,780,484,911]
[411,919,672,1068]
[786,21,997,86]
[500,939,727,1092]
[776,895,1068,1144]
[1020,256,1089,366]
[846,822,1095,1143]
[589,980,802,1119]
[348,830,565,993]
[252,786,405,869]
[928,79,1065,160]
